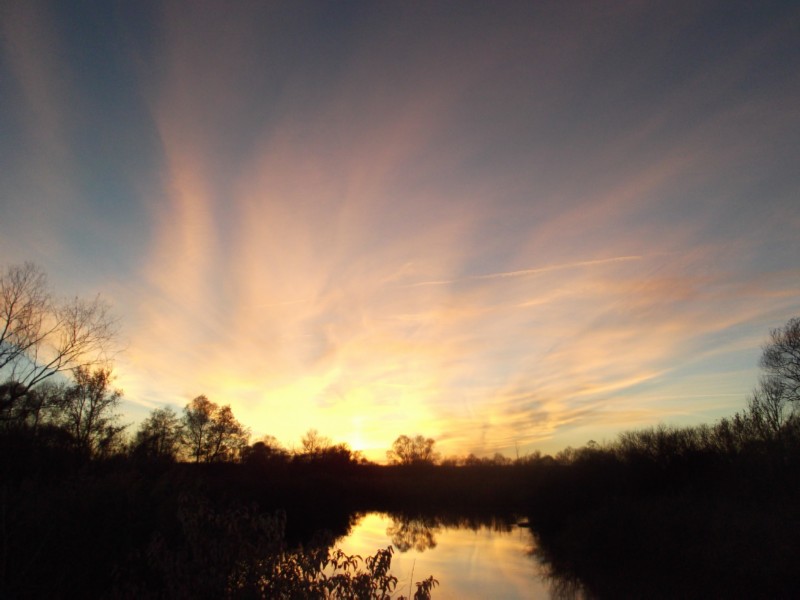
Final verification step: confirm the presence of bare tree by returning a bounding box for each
[182,395,215,462]
[0,262,117,393]
[387,434,439,465]
[748,376,789,437]
[760,316,800,405]
[132,407,183,461]
[745,316,800,439]
[205,404,249,462]
[0,262,48,372]
[0,379,65,431]
[0,380,28,426]
[181,396,249,462]
[57,366,126,457]
[300,428,332,456]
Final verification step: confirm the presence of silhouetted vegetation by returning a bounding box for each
[180,395,250,463]
[114,496,437,599]
[4,400,799,597]
[0,262,116,395]
[525,419,800,598]
[386,434,439,465]
[525,316,800,598]
[2,265,798,597]
[131,406,182,463]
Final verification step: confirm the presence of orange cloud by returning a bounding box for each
[106,3,800,461]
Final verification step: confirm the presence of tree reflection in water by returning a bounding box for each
[386,515,441,552]
[341,512,555,599]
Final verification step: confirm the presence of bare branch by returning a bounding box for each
[0,263,118,393]
[0,262,51,371]
[760,317,800,404]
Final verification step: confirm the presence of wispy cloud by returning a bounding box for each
[408,255,645,287]
[2,2,798,460]
[0,1,80,263]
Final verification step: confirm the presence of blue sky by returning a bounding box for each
[1,1,798,459]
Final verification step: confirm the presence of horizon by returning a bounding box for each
[2,1,798,462]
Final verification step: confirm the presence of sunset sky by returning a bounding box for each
[2,1,798,460]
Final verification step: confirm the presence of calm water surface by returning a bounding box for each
[335,513,553,599]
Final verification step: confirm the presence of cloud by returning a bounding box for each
[18,1,793,461]
[0,1,79,263]
[408,255,645,287]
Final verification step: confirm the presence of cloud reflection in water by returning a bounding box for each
[337,513,550,599]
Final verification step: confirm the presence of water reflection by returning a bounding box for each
[529,541,592,600]
[337,512,552,599]
[386,515,440,552]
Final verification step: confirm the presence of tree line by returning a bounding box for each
[3,261,800,470]
[3,261,800,597]
[0,263,447,466]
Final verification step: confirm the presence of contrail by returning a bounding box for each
[408,255,643,287]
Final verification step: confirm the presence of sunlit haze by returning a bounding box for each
[2,1,798,460]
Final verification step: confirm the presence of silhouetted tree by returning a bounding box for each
[260,434,285,454]
[56,366,126,457]
[0,262,48,372]
[132,407,182,461]
[748,376,791,438]
[462,453,481,466]
[181,396,248,462]
[242,436,288,467]
[182,395,214,462]
[318,442,359,466]
[300,428,332,456]
[0,380,32,427]
[387,435,439,465]
[742,316,800,440]
[206,404,249,462]
[0,262,117,395]
[25,381,65,431]
[760,316,800,405]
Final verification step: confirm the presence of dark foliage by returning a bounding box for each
[0,435,446,598]
[3,315,799,598]
[526,418,800,598]
[3,412,800,597]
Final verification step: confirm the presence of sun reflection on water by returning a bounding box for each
[335,513,550,599]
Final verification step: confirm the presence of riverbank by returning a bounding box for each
[3,417,799,598]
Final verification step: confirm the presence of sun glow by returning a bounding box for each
[2,1,797,459]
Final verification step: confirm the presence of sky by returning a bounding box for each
[1,0,798,461]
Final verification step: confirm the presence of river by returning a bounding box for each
[334,512,558,599]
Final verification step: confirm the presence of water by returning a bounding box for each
[335,512,553,599]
